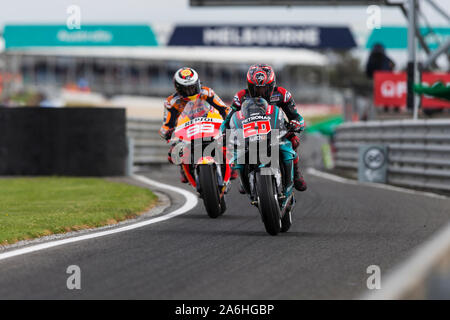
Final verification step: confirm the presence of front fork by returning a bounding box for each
[240,162,293,208]
[242,166,283,205]
[192,162,232,196]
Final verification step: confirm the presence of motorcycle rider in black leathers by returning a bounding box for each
[221,63,307,191]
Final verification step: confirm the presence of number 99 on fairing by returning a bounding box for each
[186,123,215,138]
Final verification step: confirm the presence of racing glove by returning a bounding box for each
[159,127,174,142]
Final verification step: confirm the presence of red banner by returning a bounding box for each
[374,71,450,109]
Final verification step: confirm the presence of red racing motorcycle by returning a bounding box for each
[169,97,232,218]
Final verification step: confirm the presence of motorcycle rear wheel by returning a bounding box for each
[281,197,294,233]
[220,194,227,214]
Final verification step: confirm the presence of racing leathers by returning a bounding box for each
[159,86,229,141]
[222,87,307,191]
[159,86,231,183]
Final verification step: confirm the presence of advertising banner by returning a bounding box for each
[373,72,450,108]
[366,26,450,50]
[168,25,356,49]
[4,25,158,48]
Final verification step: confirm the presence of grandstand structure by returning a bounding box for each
[1,45,330,103]
[0,22,359,105]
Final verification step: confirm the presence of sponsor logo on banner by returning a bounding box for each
[168,25,356,49]
[57,30,113,43]
[3,25,158,48]
[203,27,320,47]
[374,72,450,108]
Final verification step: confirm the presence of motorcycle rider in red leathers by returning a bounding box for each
[159,67,233,183]
[222,64,307,191]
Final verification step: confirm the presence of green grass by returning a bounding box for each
[0,177,157,245]
[305,114,344,136]
[304,114,342,126]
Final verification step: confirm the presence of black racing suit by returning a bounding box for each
[223,87,307,191]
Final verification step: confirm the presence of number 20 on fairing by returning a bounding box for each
[243,120,271,138]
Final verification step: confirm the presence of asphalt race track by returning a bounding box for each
[0,165,449,299]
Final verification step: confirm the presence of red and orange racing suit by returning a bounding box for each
[159,86,230,141]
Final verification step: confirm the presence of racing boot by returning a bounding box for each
[293,157,307,191]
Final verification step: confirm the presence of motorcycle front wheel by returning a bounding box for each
[255,172,281,236]
[198,164,223,218]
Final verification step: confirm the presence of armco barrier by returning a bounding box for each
[127,118,168,164]
[334,119,450,191]
[0,107,127,176]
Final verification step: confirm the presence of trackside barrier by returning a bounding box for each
[127,118,168,164]
[0,107,127,176]
[335,119,450,192]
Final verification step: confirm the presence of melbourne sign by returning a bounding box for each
[168,25,356,49]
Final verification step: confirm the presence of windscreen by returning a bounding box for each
[241,98,269,119]
[181,98,212,121]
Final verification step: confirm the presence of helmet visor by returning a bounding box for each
[184,83,200,97]
[249,85,274,101]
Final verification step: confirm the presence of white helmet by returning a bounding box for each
[173,67,201,98]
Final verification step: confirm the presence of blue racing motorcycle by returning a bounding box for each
[227,98,298,235]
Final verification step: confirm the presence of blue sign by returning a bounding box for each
[168,25,356,49]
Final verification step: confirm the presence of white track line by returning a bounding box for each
[0,175,198,262]
[306,168,448,200]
